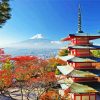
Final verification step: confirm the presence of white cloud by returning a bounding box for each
[30,34,43,39]
[51,41,62,44]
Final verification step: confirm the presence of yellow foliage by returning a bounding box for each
[58,49,68,56]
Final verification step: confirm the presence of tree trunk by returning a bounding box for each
[37,97,39,100]
[20,82,24,100]
[26,92,30,100]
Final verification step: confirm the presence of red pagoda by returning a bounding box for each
[57,5,100,100]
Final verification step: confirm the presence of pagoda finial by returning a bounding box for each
[78,4,83,33]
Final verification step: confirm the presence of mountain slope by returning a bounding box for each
[4,34,66,57]
[6,37,66,49]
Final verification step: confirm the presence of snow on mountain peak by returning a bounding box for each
[30,34,43,39]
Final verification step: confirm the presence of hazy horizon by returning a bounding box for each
[0,0,100,46]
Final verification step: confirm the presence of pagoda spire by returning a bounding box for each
[78,4,83,33]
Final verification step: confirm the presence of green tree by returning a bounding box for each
[0,0,11,27]
[2,59,13,70]
[58,49,69,56]
[91,50,100,58]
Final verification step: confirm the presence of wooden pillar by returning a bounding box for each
[95,93,96,100]
[89,93,90,100]
[76,38,77,45]
[80,94,82,100]
[74,94,76,100]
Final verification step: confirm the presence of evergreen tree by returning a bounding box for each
[0,0,11,27]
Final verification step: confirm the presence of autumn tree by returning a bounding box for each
[0,55,68,100]
[0,69,13,99]
[11,56,59,100]
[40,89,70,100]
[47,57,67,74]
[11,56,42,100]
[26,72,58,100]
[40,90,61,100]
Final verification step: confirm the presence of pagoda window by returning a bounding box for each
[75,96,81,100]
[74,50,76,55]
[71,50,73,55]
[82,96,89,100]
[90,95,95,100]
[72,63,76,67]
[90,95,96,100]
[70,49,76,55]
[74,37,89,45]
[76,49,90,57]
[73,93,96,100]
[70,63,72,66]
[67,62,69,65]
[76,63,92,67]
[77,37,88,40]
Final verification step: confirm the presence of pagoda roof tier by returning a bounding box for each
[57,66,99,77]
[79,82,100,92]
[57,77,73,84]
[60,83,97,93]
[70,83,98,93]
[69,70,98,77]
[58,55,100,62]
[62,33,100,41]
[68,57,100,62]
[68,45,100,50]
[57,65,74,75]
[58,55,74,61]
[81,69,100,76]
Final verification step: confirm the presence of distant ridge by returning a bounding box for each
[5,34,66,49]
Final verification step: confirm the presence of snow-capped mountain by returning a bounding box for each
[6,34,66,49]
[4,34,66,57]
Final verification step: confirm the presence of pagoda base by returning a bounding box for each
[70,93,96,100]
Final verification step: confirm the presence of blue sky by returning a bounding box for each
[0,0,100,46]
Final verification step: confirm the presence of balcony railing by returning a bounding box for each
[76,53,90,57]
[72,77,98,82]
[74,66,95,69]
[68,42,93,46]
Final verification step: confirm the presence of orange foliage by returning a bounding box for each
[57,58,67,65]
[40,90,60,100]
[12,56,48,72]
[98,77,100,82]
[40,90,69,100]
[92,63,100,69]
[12,56,57,87]
[0,55,59,100]
[48,57,67,66]
[0,69,13,89]
[27,72,57,87]
[11,56,38,67]
[42,72,57,82]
